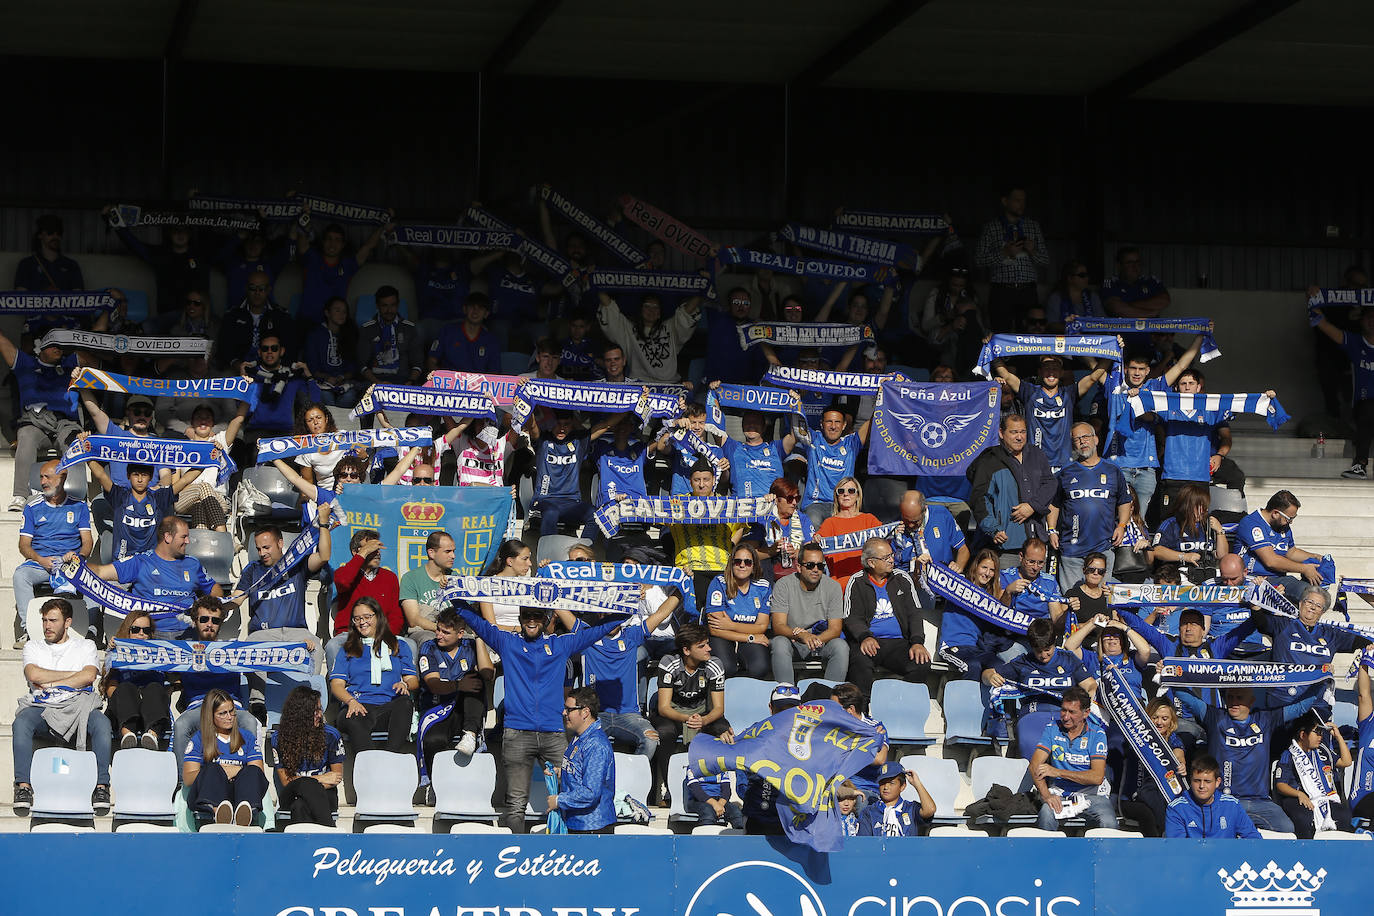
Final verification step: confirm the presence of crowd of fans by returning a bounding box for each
[5,190,1373,840]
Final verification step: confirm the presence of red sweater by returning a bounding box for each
[331,553,403,635]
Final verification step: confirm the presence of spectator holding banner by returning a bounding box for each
[181,403,249,531]
[1047,422,1134,589]
[85,458,191,563]
[82,516,222,611]
[670,459,749,603]
[842,537,930,697]
[1251,584,1371,712]
[969,413,1055,566]
[937,548,1015,684]
[891,490,969,590]
[993,356,1108,473]
[983,618,1096,758]
[703,288,767,386]
[240,334,322,457]
[228,514,331,676]
[596,291,700,384]
[1273,709,1353,837]
[750,477,814,581]
[998,539,1068,629]
[0,326,89,513]
[294,214,390,324]
[13,460,93,647]
[170,597,258,767]
[801,407,872,529]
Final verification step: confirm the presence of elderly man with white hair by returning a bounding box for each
[841,537,931,698]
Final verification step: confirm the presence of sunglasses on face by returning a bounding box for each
[1072,271,1089,278]
[732,558,755,566]
[197,616,222,625]
[412,476,435,484]
[260,344,281,352]
[836,487,858,495]
[186,298,204,306]
[1086,567,1106,574]
[128,625,154,635]
[129,407,152,416]
[800,561,826,571]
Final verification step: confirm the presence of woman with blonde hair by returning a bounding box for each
[815,477,879,583]
[1117,698,1188,837]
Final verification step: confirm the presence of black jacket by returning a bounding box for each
[967,441,1056,545]
[841,569,924,646]
[218,304,296,369]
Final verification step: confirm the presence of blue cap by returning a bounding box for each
[877,762,906,782]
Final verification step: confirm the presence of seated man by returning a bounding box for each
[13,460,92,648]
[171,597,259,767]
[770,542,848,683]
[648,622,731,808]
[856,761,935,837]
[1164,754,1262,838]
[1174,685,1318,833]
[1028,685,1116,831]
[891,490,969,605]
[329,528,403,662]
[983,618,1097,761]
[1233,489,1322,600]
[1253,584,1371,713]
[228,516,331,676]
[550,686,617,835]
[11,598,111,816]
[842,537,930,698]
[999,538,1068,631]
[83,517,222,631]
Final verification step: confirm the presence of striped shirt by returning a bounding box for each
[670,522,742,572]
[974,216,1048,285]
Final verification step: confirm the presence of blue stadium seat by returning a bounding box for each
[187,529,235,586]
[942,680,993,748]
[123,289,151,324]
[871,680,935,746]
[433,751,500,827]
[501,351,529,376]
[723,677,776,725]
[901,754,962,825]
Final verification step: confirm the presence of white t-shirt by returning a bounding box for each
[638,585,676,640]
[295,449,348,492]
[24,634,99,701]
[189,430,231,495]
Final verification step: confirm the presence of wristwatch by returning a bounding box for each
[747,634,755,643]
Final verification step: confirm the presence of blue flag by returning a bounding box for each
[329,484,511,578]
[868,380,1001,476]
[687,700,884,852]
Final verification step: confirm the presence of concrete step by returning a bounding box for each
[1237,456,1356,479]
[1231,434,1352,459]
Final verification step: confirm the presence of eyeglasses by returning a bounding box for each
[800,561,826,571]
[246,284,268,292]
[214,708,237,717]
[779,494,798,502]
[1086,567,1107,575]
[259,344,281,352]
[1071,434,1095,443]
[562,705,587,716]
[1299,599,1325,609]
[1274,508,1295,523]
[352,614,377,622]
[197,615,222,625]
[836,487,858,495]
[732,558,755,566]
[870,553,895,563]
[128,625,154,635]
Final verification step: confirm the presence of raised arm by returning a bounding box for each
[814,282,847,323]
[306,503,333,574]
[354,216,393,268]
[271,458,320,502]
[1359,658,1373,722]
[380,447,423,485]
[0,327,18,368]
[1160,333,1205,387]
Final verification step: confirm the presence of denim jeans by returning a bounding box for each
[770,635,849,682]
[1116,466,1157,522]
[687,795,744,828]
[1036,792,1117,831]
[501,728,566,833]
[1240,797,1295,833]
[12,704,113,785]
[599,711,658,759]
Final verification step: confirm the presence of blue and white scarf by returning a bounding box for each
[594,495,775,538]
[351,384,497,420]
[187,194,301,220]
[537,184,647,266]
[237,526,319,599]
[69,367,260,410]
[818,521,901,557]
[1066,316,1220,362]
[924,563,1035,635]
[53,557,187,625]
[763,365,899,396]
[389,225,515,251]
[833,209,948,235]
[466,206,577,288]
[38,329,211,358]
[1157,657,1331,689]
[668,428,724,483]
[1097,664,1184,801]
[1109,582,1246,608]
[256,427,432,462]
[511,379,681,428]
[106,204,258,232]
[974,334,1122,379]
[777,224,915,268]
[737,321,876,352]
[1127,390,1290,431]
[1308,288,1374,308]
[705,384,805,436]
[542,561,697,623]
[58,434,234,485]
[439,575,641,617]
[590,269,715,300]
[0,291,119,316]
[109,639,313,674]
[299,194,390,225]
[716,247,897,287]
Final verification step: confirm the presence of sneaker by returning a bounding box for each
[140,731,160,751]
[92,785,111,817]
[234,801,254,827]
[9,496,25,512]
[1341,463,1368,480]
[215,800,233,824]
[120,732,138,750]
[656,783,671,809]
[13,784,33,817]
[412,782,435,807]
[456,731,478,757]
[12,634,28,650]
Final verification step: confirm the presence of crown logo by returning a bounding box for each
[400,500,445,524]
[1217,861,1325,915]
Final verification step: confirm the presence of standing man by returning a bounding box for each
[399,531,455,644]
[842,538,930,697]
[1047,423,1133,589]
[1163,754,1262,838]
[13,461,93,647]
[549,686,617,835]
[970,414,1055,567]
[801,408,872,529]
[0,328,87,512]
[428,292,502,373]
[455,605,620,833]
[1233,490,1324,599]
[993,357,1109,473]
[770,542,848,682]
[10,598,111,817]
[1028,685,1117,831]
[974,186,1048,331]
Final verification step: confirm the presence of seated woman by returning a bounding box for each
[329,596,419,752]
[103,610,171,750]
[1147,483,1228,585]
[480,539,534,632]
[705,543,772,679]
[1118,699,1187,837]
[815,477,880,584]
[271,685,345,827]
[182,687,269,826]
[1275,709,1354,838]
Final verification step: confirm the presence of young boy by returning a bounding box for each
[856,761,935,837]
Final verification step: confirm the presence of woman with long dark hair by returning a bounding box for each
[480,538,534,631]
[595,291,699,384]
[272,685,345,826]
[1147,482,1229,583]
[291,402,347,490]
[102,610,171,749]
[704,543,772,678]
[328,596,419,752]
[182,687,269,826]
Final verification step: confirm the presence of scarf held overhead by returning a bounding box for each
[617,195,716,259]
[256,426,433,462]
[1156,657,1331,690]
[389,225,515,251]
[763,365,901,396]
[541,561,698,622]
[510,378,681,429]
[870,380,1001,477]
[59,434,234,484]
[466,206,578,288]
[109,639,312,673]
[440,576,641,617]
[717,248,897,288]
[107,204,258,232]
[778,224,916,268]
[38,329,211,357]
[1066,317,1220,362]
[1126,390,1291,431]
[53,557,187,624]
[736,321,875,351]
[974,334,1122,378]
[351,384,497,420]
[0,291,119,316]
[69,367,260,409]
[590,269,715,300]
[833,208,949,236]
[594,494,774,538]
[537,184,647,267]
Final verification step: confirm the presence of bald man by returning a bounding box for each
[891,491,968,609]
[1205,553,1263,650]
[220,269,294,370]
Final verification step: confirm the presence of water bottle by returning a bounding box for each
[1311,433,1326,459]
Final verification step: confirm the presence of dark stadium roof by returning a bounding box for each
[6,0,1372,106]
